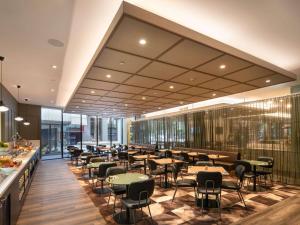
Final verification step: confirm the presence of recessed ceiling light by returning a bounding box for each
[76,106,79,108]
[90,90,95,94]
[142,96,146,100]
[106,74,111,78]
[120,61,125,65]
[50,88,55,92]
[287,104,291,108]
[212,93,217,96]
[113,109,116,111]
[265,79,271,83]
[51,65,57,69]
[50,100,54,104]
[219,64,226,69]
[158,107,161,109]
[48,38,64,47]
[139,38,147,45]
[125,104,128,107]
[82,100,86,103]
[280,99,283,102]
[180,101,184,105]
[169,85,174,89]
[72,111,75,113]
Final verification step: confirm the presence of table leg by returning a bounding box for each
[88,168,91,178]
[144,159,147,174]
[164,164,168,188]
[253,165,257,191]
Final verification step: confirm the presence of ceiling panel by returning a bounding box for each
[166,93,191,100]
[77,88,108,96]
[159,39,223,68]
[94,48,150,73]
[202,91,228,99]
[100,96,124,103]
[107,16,181,59]
[124,75,163,88]
[247,74,293,87]
[224,66,274,82]
[81,79,118,90]
[105,91,134,99]
[95,101,116,106]
[71,99,95,104]
[73,93,101,100]
[113,85,146,94]
[179,87,210,96]
[196,54,252,76]
[153,98,175,103]
[132,95,156,102]
[221,83,256,94]
[171,71,215,86]
[142,89,171,97]
[154,81,189,92]
[87,67,132,83]
[199,78,237,89]
[144,101,162,106]
[183,96,208,102]
[122,99,145,104]
[138,61,186,80]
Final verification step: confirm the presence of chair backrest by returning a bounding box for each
[172,162,184,180]
[98,162,117,178]
[180,152,189,161]
[128,179,155,201]
[235,160,252,173]
[165,150,172,158]
[106,166,126,177]
[196,171,222,191]
[86,155,97,164]
[81,152,92,157]
[195,161,213,166]
[118,151,128,160]
[198,154,209,161]
[235,164,245,183]
[257,156,274,168]
[72,148,83,157]
[148,159,158,171]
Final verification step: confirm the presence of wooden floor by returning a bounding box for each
[17,159,106,225]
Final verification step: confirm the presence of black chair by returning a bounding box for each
[71,148,83,166]
[196,171,222,217]
[179,152,193,165]
[222,165,247,208]
[172,162,197,201]
[195,161,213,166]
[94,162,117,194]
[121,179,155,225]
[256,156,274,187]
[235,160,257,188]
[118,152,129,167]
[147,159,165,186]
[106,167,127,214]
[82,155,97,176]
[198,154,210,161]
[165,150,173,158]
[128,155,144,172]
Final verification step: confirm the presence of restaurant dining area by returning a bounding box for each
[1,1,300,225]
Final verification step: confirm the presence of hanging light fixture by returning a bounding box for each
[23,121,30,126]
[0,56,9,112]
[14,85,23,121]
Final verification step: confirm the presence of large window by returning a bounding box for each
[40,107,128,159]
[41,108,62,159]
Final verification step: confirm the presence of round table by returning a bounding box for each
[106,173,149,224]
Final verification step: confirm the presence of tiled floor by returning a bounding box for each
[68,160,300,225]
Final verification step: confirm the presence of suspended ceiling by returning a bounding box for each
[65,14,295,117]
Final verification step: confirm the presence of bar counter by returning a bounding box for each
[0,148,40,225]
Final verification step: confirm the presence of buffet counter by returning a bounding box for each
[0,147,40,225]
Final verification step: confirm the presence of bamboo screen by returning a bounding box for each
[131,94,300,185]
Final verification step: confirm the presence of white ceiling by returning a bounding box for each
[0,0,73,106]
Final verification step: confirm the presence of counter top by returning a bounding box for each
[0,148,39,198]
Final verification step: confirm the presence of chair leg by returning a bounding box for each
[147,204,153,224]
[132,209,136,225]
[172,186,178,201]
[113,195,117,215]
[201,193,204,215]
[237,190,247,208]
[107,192,111,206]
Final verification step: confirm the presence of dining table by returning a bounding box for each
[208,154,229,165]
[133,154,158,174]
[244,159,270,191]
[152,158,183,188]
[106,173,149,224]
[187,152,207,163]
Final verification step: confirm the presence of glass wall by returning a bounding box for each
[62,113,81,157]
[40,107,128,159]
[41,108,62,159]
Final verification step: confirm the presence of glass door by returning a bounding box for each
[41,108,62,159]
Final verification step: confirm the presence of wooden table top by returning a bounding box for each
[171,150,182,154]
[187,152,206,157]
[187,166,229,175]
[244,160,269,166]
[208,154,229,160]
[152,158,183,165]
[127,150,138,155]
[106,173,149,185]
[133,155,158,160]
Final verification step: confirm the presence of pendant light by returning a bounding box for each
[23,121,30,126]
[14,85,23,121]
[0,56,9,112]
